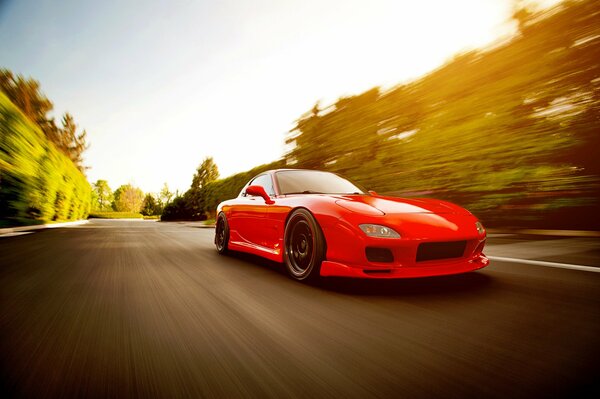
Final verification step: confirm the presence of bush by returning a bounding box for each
[160,196,196,221]
[0,92,91,226]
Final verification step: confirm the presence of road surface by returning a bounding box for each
[1,220,599,398]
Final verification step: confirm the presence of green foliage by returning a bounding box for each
[191,157,220,190]
[140,193,162,216]
[184,157,220,219]
[88,212,143,219]
[160,196,193,221]
[0,69,53,131]
[284,0,600,228]
[92,179,114,211]
[113,184,144,213]
[160,157,220,221]
[52,113,88,170]
[0,69,88,171]
[0,92,91,226]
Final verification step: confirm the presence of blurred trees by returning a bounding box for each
[92,180,113,211]
[0,69,88,171]
[53,113,88,169]
[113,184,144,213]
[0,69,53,131]
[50,0,594,229]
[152,0,600,229]
[0,92,90,225]
[284,0,600,228]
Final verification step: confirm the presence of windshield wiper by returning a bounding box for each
[285,190,324,194]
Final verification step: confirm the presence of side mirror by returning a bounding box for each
[246,185,274,204]
[368,190,378,196]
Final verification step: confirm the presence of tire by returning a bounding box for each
[283,208,325,281]
[215,212,229,254]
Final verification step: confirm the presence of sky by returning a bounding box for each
[0,0,560,194]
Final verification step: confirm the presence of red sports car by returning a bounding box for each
[215,169,489,281]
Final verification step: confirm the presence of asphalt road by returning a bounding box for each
[1,220,599,398]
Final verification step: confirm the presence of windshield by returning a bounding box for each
[275,170,365,195]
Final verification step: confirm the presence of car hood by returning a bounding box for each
[336,195,470,215]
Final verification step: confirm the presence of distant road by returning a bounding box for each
[1,220,599,398]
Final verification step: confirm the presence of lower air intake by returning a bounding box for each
[365,247,394,263]
[416,241,466,262]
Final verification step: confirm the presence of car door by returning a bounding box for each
[230,174,274,248]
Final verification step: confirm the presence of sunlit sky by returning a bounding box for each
[0,0,560,194]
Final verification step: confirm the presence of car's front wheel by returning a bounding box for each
[215,212,229,254]
[283,208,325,281]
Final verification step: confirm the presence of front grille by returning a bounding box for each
[416,241,466,262]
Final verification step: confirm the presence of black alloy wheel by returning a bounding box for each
[284,208,325,281]
[215,212,229,254]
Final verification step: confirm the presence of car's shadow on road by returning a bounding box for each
[315,272,493,297]
[225,251,288,275]
[225,251,494,297]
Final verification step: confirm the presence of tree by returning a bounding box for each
[0,69,88,171]
[0,69,53,129]
[282,0,600,229]
[286,102,323,169]
[55,113,88,171]
[185,157,220,219]
[191,157,220,190]
[160,196,191,221]
[113,184,144,212]
[92,180,114,211]
[141,193,160,216]
[0,91,91,224]
[159,182,173,206]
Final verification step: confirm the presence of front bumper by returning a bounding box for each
[317,212,490,278]
[319,253,489,278]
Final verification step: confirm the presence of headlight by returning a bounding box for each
[359,224,401,238]
[475,221,485,235]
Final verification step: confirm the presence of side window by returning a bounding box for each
[247,174,275,197]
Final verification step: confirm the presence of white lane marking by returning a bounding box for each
[488,256,600,273]
[0,232,33,238]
